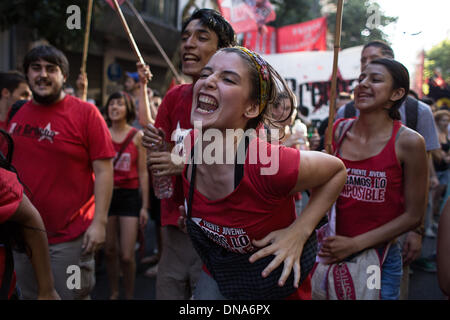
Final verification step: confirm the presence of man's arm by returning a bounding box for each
[11,194,60,299]
[82,158,113,254]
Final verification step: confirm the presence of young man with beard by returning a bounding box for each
[7,45,115,300]
[142,9,236,299]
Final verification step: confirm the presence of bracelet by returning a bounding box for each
[413,226,425,237]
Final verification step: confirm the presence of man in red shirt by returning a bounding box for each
[8,45,115,299]
[143,9,236,299]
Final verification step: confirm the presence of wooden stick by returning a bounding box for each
[80,0,93,101]
[111,0,145,65]
[326,0,344,154]
[125,0,183,84]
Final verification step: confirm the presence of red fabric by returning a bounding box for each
[113,128,139,189]
[0,167,23,299]
[242,26,276,54]
[217,0,276,34]
[8,95,115,244]
[154,84,194,227]
[276,17,327,53]
[286,274,312,300]
[0,168,23,223]
[105,0,125,10]
[0,120,6,131]
[332,119,405,237]
[182,137,300,252]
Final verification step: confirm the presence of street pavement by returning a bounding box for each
[91,220,447,300]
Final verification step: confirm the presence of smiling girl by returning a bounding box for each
[181,47,347,300]
[104,92,149,299]
[319,58,428,299]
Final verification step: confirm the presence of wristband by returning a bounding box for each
[413,226,425,237]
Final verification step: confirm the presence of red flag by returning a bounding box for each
[242,26,276,54]
[105,0,125,10]
[217,0,276,34]
[276,17,327,53]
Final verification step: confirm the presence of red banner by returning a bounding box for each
[217,0,276,34]
[105,0,125,10]
[276,17,327,53]
[242,26,276,54]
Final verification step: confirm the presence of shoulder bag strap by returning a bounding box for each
[188,136,251,219]
[404,96,418,131]
[113,128,138,167]
[8,100,27,122]
[334,119,355,156]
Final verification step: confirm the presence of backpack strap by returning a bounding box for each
[404,96,418,131]
[333,119,355,156]
[344,100,356,119]
[234,136,250,189]
[8,100,28,122]
[113,128,138,167]
[0,242,14,300]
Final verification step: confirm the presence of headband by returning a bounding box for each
[235,46,270,114]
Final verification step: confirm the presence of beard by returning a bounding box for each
[31,85,64,105]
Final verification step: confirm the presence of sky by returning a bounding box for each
[375,0,450,74]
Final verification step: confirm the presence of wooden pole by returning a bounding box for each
[325,0,344,154]
[125,0,183,84]
[111,0,145,65]
[80,0,93,101]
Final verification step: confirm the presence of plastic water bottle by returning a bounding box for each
[148,140,174,199]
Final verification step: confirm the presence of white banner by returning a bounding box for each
[262,46,363,120]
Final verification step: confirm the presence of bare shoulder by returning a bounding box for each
[133,129,144,145]
[395,126,426,161]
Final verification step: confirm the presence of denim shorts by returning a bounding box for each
[380,242,403,300]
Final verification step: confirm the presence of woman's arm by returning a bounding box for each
[136,132,149,229]
[320,129,427,263]
[437,198,450,297]
[9,194,60,300]
[249,151,347,287]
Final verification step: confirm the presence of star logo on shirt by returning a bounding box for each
[38,122,59,143]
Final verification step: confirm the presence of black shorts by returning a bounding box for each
[109,188,141,217]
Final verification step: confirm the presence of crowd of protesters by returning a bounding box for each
[0,8,449,301]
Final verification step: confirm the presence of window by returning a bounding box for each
[135,0,178,28]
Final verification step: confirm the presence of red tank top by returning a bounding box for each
[112,128,139,189]
[332,119,405,238]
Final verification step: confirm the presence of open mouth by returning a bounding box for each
[196,94,218,114]
[183,54,199,63]
[36,80,52,89]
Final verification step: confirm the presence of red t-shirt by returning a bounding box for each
[113,128,139,189]
[154,84,194,226]
[0,120,7,131]
[0,167,23,298]
[332,119,405,237]
[8,95,115,244]
[182,137,311,298]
